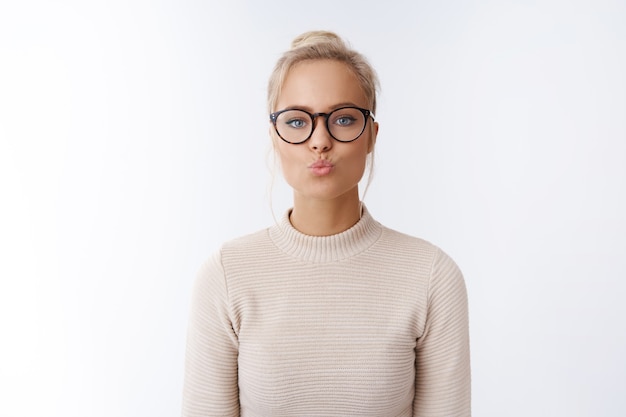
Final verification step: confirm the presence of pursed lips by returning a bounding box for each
[308,159,334,176]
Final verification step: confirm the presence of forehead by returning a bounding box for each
[277,59,367,111]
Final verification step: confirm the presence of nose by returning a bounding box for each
[308,116,333,152]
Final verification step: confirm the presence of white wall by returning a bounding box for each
[1,0,625,416]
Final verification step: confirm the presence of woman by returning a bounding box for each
[183,31,471,416]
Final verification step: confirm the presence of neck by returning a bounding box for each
[290,190,362,236]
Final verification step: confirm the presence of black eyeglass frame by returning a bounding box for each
[269,106,375,144]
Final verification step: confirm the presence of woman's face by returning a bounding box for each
[272,59,378,203]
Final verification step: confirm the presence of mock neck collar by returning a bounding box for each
[268,205,382,263]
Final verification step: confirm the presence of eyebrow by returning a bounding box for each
[281,102,364,112]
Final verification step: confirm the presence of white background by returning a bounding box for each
[1,0,625,416]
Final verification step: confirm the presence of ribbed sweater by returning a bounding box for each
[183,207,471,416]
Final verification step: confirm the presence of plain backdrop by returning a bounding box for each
[1,0,625,416]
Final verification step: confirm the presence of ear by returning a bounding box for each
[367,121,379,153]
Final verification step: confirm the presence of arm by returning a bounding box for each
[414,248,471,416]
[182,251,240,417]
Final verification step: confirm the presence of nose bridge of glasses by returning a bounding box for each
[310,112,332,136]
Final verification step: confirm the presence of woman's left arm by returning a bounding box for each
[413,248,471,416]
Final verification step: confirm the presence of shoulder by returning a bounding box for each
[202,227,279,277]
[377,224,442,261]
[194,227,272,290]
[377,224,464,283]
[196,227,270,269]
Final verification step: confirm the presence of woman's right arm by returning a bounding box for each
[182,251,240,417]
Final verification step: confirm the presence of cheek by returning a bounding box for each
[342,145,370,177]
[271,135,288,165]
[275,145,290,166]
[275,145,300,180]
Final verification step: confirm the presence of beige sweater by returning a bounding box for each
[183,207,471,416]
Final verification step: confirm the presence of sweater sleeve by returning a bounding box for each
[414,248,471,417]
[182,250,240,417]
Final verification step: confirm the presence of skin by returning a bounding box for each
[272,59,379,236]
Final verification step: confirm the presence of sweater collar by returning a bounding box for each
[268,205,382,263]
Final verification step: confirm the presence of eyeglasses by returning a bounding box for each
[269,106,374,144]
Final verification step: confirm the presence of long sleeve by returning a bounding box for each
[414,248,471,416]
[182,251,240,417]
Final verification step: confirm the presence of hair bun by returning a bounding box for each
[290,30,345,49]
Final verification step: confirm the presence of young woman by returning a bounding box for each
[182,31,471,417]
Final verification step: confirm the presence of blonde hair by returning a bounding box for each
[267,30,380,115]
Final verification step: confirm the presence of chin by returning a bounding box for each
[297,183,361,202]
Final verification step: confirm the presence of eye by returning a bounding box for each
[333,115,356,127]
[285,118,308,129]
